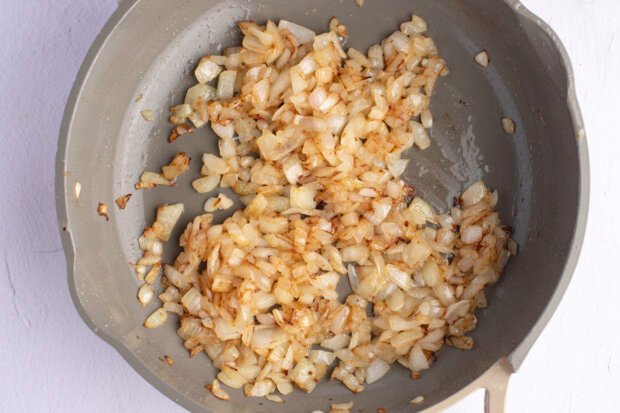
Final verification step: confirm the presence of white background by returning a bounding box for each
[0,0,618,411]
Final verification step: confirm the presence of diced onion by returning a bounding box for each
[321,334,351,351]
[502,117,516,134]
[144,308,168,328]
[309,349,336,365]
[408,344,429,372]
[139,14,517,401]
[366,358,390,384]
[143,204,184,242]
[185,83,216,106]
[181,288,202,314]
[138,284,154,306]
[195,57,222,83]
[461,180,487,206]
[290,185,317,210]
[474,50,490,67]
[408,197,436,226]
[216,70,237,99]
[192,174,221,193]
[165,264,190,290]
[208,379,230,400]
[278,20,316,44]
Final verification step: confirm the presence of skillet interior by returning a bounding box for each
[58,0,583,411]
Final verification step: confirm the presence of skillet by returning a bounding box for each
[56,0,589,411]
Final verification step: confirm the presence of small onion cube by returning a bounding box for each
[185,83,216,106]
[207,379,230,400]
[138,284,155,306]
[290,185,317,210]
[366,358,390,384]
[144,308,168,328]
[474,50,490,67]
[216,70,237,99]
[278,20,316,44]
[502,117,516,134]
[461,180,487,206]
[195,57,222,83]
[181,287,202,314]
[192,174,221,193]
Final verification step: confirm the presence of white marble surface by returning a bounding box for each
[1,0,618,412]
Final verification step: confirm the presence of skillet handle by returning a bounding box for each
[482,358,513,413]
[421,358,514,413]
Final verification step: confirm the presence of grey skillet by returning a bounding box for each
[56,0,589,411]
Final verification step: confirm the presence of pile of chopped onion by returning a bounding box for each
[135,203,184,311]
[136,15,516,400]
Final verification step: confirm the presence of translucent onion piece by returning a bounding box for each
[207,379,230,400]
[196,57,222,83]
[138,284,155,306]
[278,20,316,44]
[474,50,490,67]
[366,358,390,384]
[144,308,168,328]
[216,70,237,99]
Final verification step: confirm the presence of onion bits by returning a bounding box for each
[137,15,516,400]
